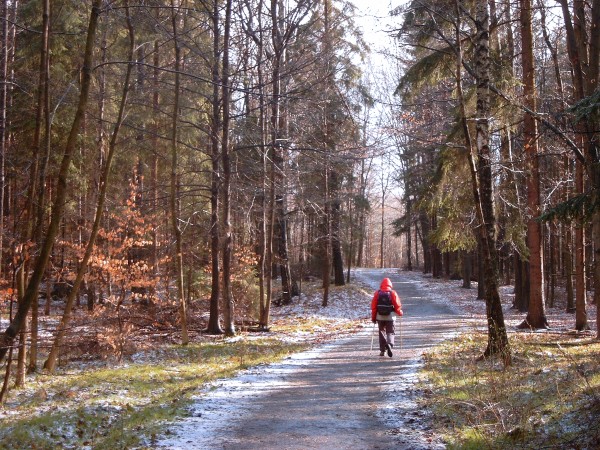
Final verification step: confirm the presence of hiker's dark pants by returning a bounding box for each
[377,320,395,351]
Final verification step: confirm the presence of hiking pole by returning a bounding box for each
[399,317,403,349]
[370,321,376,351]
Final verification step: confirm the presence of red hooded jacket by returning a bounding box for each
[371,278,403,322]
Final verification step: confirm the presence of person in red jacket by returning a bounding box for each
[371,278,403,357]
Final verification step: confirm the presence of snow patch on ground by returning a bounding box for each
[377,356,445,449]
[399,269,597,333]
[154,341,343,449]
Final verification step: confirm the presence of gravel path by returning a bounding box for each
[157,268,467,449]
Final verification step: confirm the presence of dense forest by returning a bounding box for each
[0,0,598,394]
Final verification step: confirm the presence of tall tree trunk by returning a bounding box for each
[256,0,269,329]
[15,266,25,386]
[0,0,9,280]
[16,0,51,377]
[462,251,471,288]
[540,0,575,313]
[474,0,509,361]
[44,0,135,372]
[406,196,413,271]
[270,0,292,305]
[558,0,590,331]
[346,189,354,282]
[380,189,386,269]
[207,0,222,335]
[589,0,600,338]
[170,0,189,344]
[321,160,331,307]
[519,0,548,329]
[221,0,235,336]
[456,0,510,363]
[356,158,370,267]
[151,26,160,279]
[331,169,344,285]
[420,212,431,274]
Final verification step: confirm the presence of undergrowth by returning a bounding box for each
[420,330,600,449]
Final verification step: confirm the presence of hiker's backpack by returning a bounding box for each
[376,290,395,315]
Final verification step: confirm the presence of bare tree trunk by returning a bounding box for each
[540,0,575,314]
[221,0,235,336]
[207,0,222,335]
[44,0,135,372]
[331,170,344,285]
[322,160,331,307]
[151,20,160,279]
[589,0,600,338]
[270,0,292,305]
[346,190,354,282]
[255,0,269,329]
[15,265,25,386]
[170,0,189,344]
[379,169,389,269]
[558,0,590,331]
[473,0,509,361]
[519,0,548,329]
[462,251,471,288]
[455,0,510,363]
[356,158,370,267]
[0,0,9,279]
[406,196,413,271]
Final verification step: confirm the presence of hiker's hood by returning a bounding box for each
[379,278,393,291]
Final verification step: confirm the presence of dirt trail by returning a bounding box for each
[157,269,466,449]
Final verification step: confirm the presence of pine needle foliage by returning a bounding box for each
[569,87,600,124]
[538,192,598,224]
[396,46,456,99]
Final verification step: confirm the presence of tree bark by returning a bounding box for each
[0,0,8,279]
[221,0,235,336]
[170,0,189,344]
[558,0,590,331]
[331,169,344,285]
[519,0,548,329]
[270,0,292,305]
[207,0,222,335]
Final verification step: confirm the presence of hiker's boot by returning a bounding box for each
[385,342,393,358]
[387,333,395,348]
[386,334,395,357]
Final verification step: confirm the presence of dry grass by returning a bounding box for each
[420,330,600,449]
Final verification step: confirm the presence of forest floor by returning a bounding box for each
[0,269,599,449]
